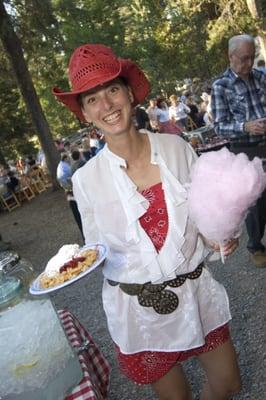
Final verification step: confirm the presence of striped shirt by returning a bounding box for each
[211,68,266,145]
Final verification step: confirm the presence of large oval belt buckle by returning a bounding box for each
[138,283,179,314]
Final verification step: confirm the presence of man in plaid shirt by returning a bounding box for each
[211,34,266,268]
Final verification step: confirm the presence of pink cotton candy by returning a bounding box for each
[187,147,266,243]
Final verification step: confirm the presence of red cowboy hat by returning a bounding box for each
[52,44,150,122]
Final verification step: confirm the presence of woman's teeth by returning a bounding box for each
[104,111,120,123]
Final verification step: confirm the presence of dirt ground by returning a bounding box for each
[0,188,265,399]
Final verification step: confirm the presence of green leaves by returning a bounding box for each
[0,0,265,162]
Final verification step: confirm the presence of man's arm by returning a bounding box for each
[211,81,266,137]
[211,82,245,137]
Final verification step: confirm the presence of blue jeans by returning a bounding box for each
[246,188,266,253]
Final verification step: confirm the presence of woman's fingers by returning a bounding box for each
[207,238,239,255]
[222,238,239,256]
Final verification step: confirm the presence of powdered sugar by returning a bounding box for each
[45,244,80,277]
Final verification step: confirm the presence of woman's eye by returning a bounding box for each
[86,97,96,104]
[110,85,119,94]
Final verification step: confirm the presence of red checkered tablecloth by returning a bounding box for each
[58,309,111,400]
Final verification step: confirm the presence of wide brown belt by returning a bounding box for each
[107,263,203,314]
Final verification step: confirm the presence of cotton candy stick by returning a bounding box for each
[219,244,225,264]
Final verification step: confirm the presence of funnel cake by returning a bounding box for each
[40,247,98,289]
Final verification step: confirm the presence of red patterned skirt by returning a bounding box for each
[116,324,230,385]
[158,120,183,135]
[115,182,230,385]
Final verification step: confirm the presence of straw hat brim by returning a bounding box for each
[52,59,150,122]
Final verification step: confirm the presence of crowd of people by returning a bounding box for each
[0,155,40,196]
[136,87,213,134]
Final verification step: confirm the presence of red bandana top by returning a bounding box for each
[139,182,168,253]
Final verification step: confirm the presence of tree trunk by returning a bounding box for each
[246,0,266,61]
[0,148,7,168]
[246,0,261,18]
[0,0,60,188]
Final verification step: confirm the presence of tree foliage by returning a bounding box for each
[0,0,265,160]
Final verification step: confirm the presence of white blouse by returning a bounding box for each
[169,103,191,121]
[156,108,170,123]
[72,131,231,354]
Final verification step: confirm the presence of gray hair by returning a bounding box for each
[228,34,255,55]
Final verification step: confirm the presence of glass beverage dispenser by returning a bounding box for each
[0,252,83,400]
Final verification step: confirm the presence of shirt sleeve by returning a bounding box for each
[57,163,72,190]
[211,82,245,137]
[72,172,101,244]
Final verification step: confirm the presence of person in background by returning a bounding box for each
[180,90,187,104]
[0,167,18,193]
[89,128,103,156]
[211,34,266,268]
[200,90,213,127]
[97,132,106,152]
[5,171,19,193]
[71,150,86,173]
[56,153,84,241]
[146,98,159,132]
[186,94,199,128]
[54,139,65,152]
[26,155,36,169]
[53,43,241,400]
[191,77,202,103]
[36,149,48,175]
[134,104,151,130]
[56,154,72,190]
[7,160,17,174]
[81,133,92,161]
[169,94,190,130]
[156,98,183,134]
[63,140,71,155]
[16,157,27,175]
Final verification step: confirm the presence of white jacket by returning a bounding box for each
[72,131,231,353]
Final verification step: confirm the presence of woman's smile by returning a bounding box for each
[81,80,134,137]
[103,110,122,124]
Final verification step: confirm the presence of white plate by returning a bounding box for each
[29,243,107,295]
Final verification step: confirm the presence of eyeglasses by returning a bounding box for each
[233,53,255,63]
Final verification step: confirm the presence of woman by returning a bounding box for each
[186,94,199,129]
[146,98,159,132]
[156,98,183,135]
[169,94,191,130]
[53,44,241,400]
[81,133,92,161]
